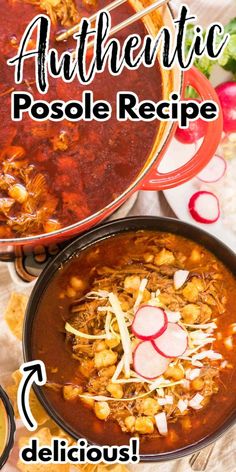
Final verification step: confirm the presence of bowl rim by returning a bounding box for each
[23,216,236,462]
[0,386,16,468]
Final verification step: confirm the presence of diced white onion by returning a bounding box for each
[185,368,201,380]
[148,298,162,308]
[189,393,204,410]
[177,399,188,413]
[182,379,190,390]
[158,395,173,406]
[192,350,222,361]
[173,270,189,290]
[148,376,166,389]
[155,412,168,436]
[165,309,181,323]
[193,360,204,367]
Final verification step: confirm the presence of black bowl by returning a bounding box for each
[0,386,16,468]
[23,216,236,462]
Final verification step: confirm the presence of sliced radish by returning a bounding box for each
[133,341,169,380]
[188,191,220,224]
[197,155,227,183]
[173,270,189,290]
[132,305,167,341]
[152,323,188,358]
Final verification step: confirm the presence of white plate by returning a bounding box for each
[161,137,236,252]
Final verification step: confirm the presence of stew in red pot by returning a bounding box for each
[0,0,162,238]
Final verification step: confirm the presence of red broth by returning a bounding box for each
[0,0,162,238]
[31,231,236,455]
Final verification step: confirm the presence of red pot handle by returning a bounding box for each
[140,67,223,191]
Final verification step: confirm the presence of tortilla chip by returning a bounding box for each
[75,465,129,471]
[4,292,28,340]
[17,427,70,472]
[16,423,129,472]
[109,466,129,472]
[45,418,74,445]
[8,371,129,472]
[6,370,48,425]
[75,467,97,472]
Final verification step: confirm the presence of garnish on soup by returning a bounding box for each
[32,231,236,453]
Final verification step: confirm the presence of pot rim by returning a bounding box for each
[0,3,183,246]
[23,216,236,462]
[0,386,16,468]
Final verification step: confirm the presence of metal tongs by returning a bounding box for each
[56,0,169,46]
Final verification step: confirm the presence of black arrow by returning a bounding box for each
[18,361,47,431]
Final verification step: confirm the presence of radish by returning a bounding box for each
[133,341,169,379]
[215,82,236,133]
[175,99,207,144]
[132,305,167,341]
[152,323,188,358]
[175,119,206,144]
[197,155,227,183]
[188,191,220,224]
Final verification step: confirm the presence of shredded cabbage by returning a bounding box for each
[65,322,108,340]
[109,293,132,378]
[133,278,148,310]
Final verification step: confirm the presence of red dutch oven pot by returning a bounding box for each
[0,1,223,257]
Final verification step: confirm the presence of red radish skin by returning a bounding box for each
[175,99,207,144]
[215,82,236,133]
[132,305,168,341]
[152,323,188,358]
[133,341,170,380]
[197,155,227,183]
[188,191,220,224]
